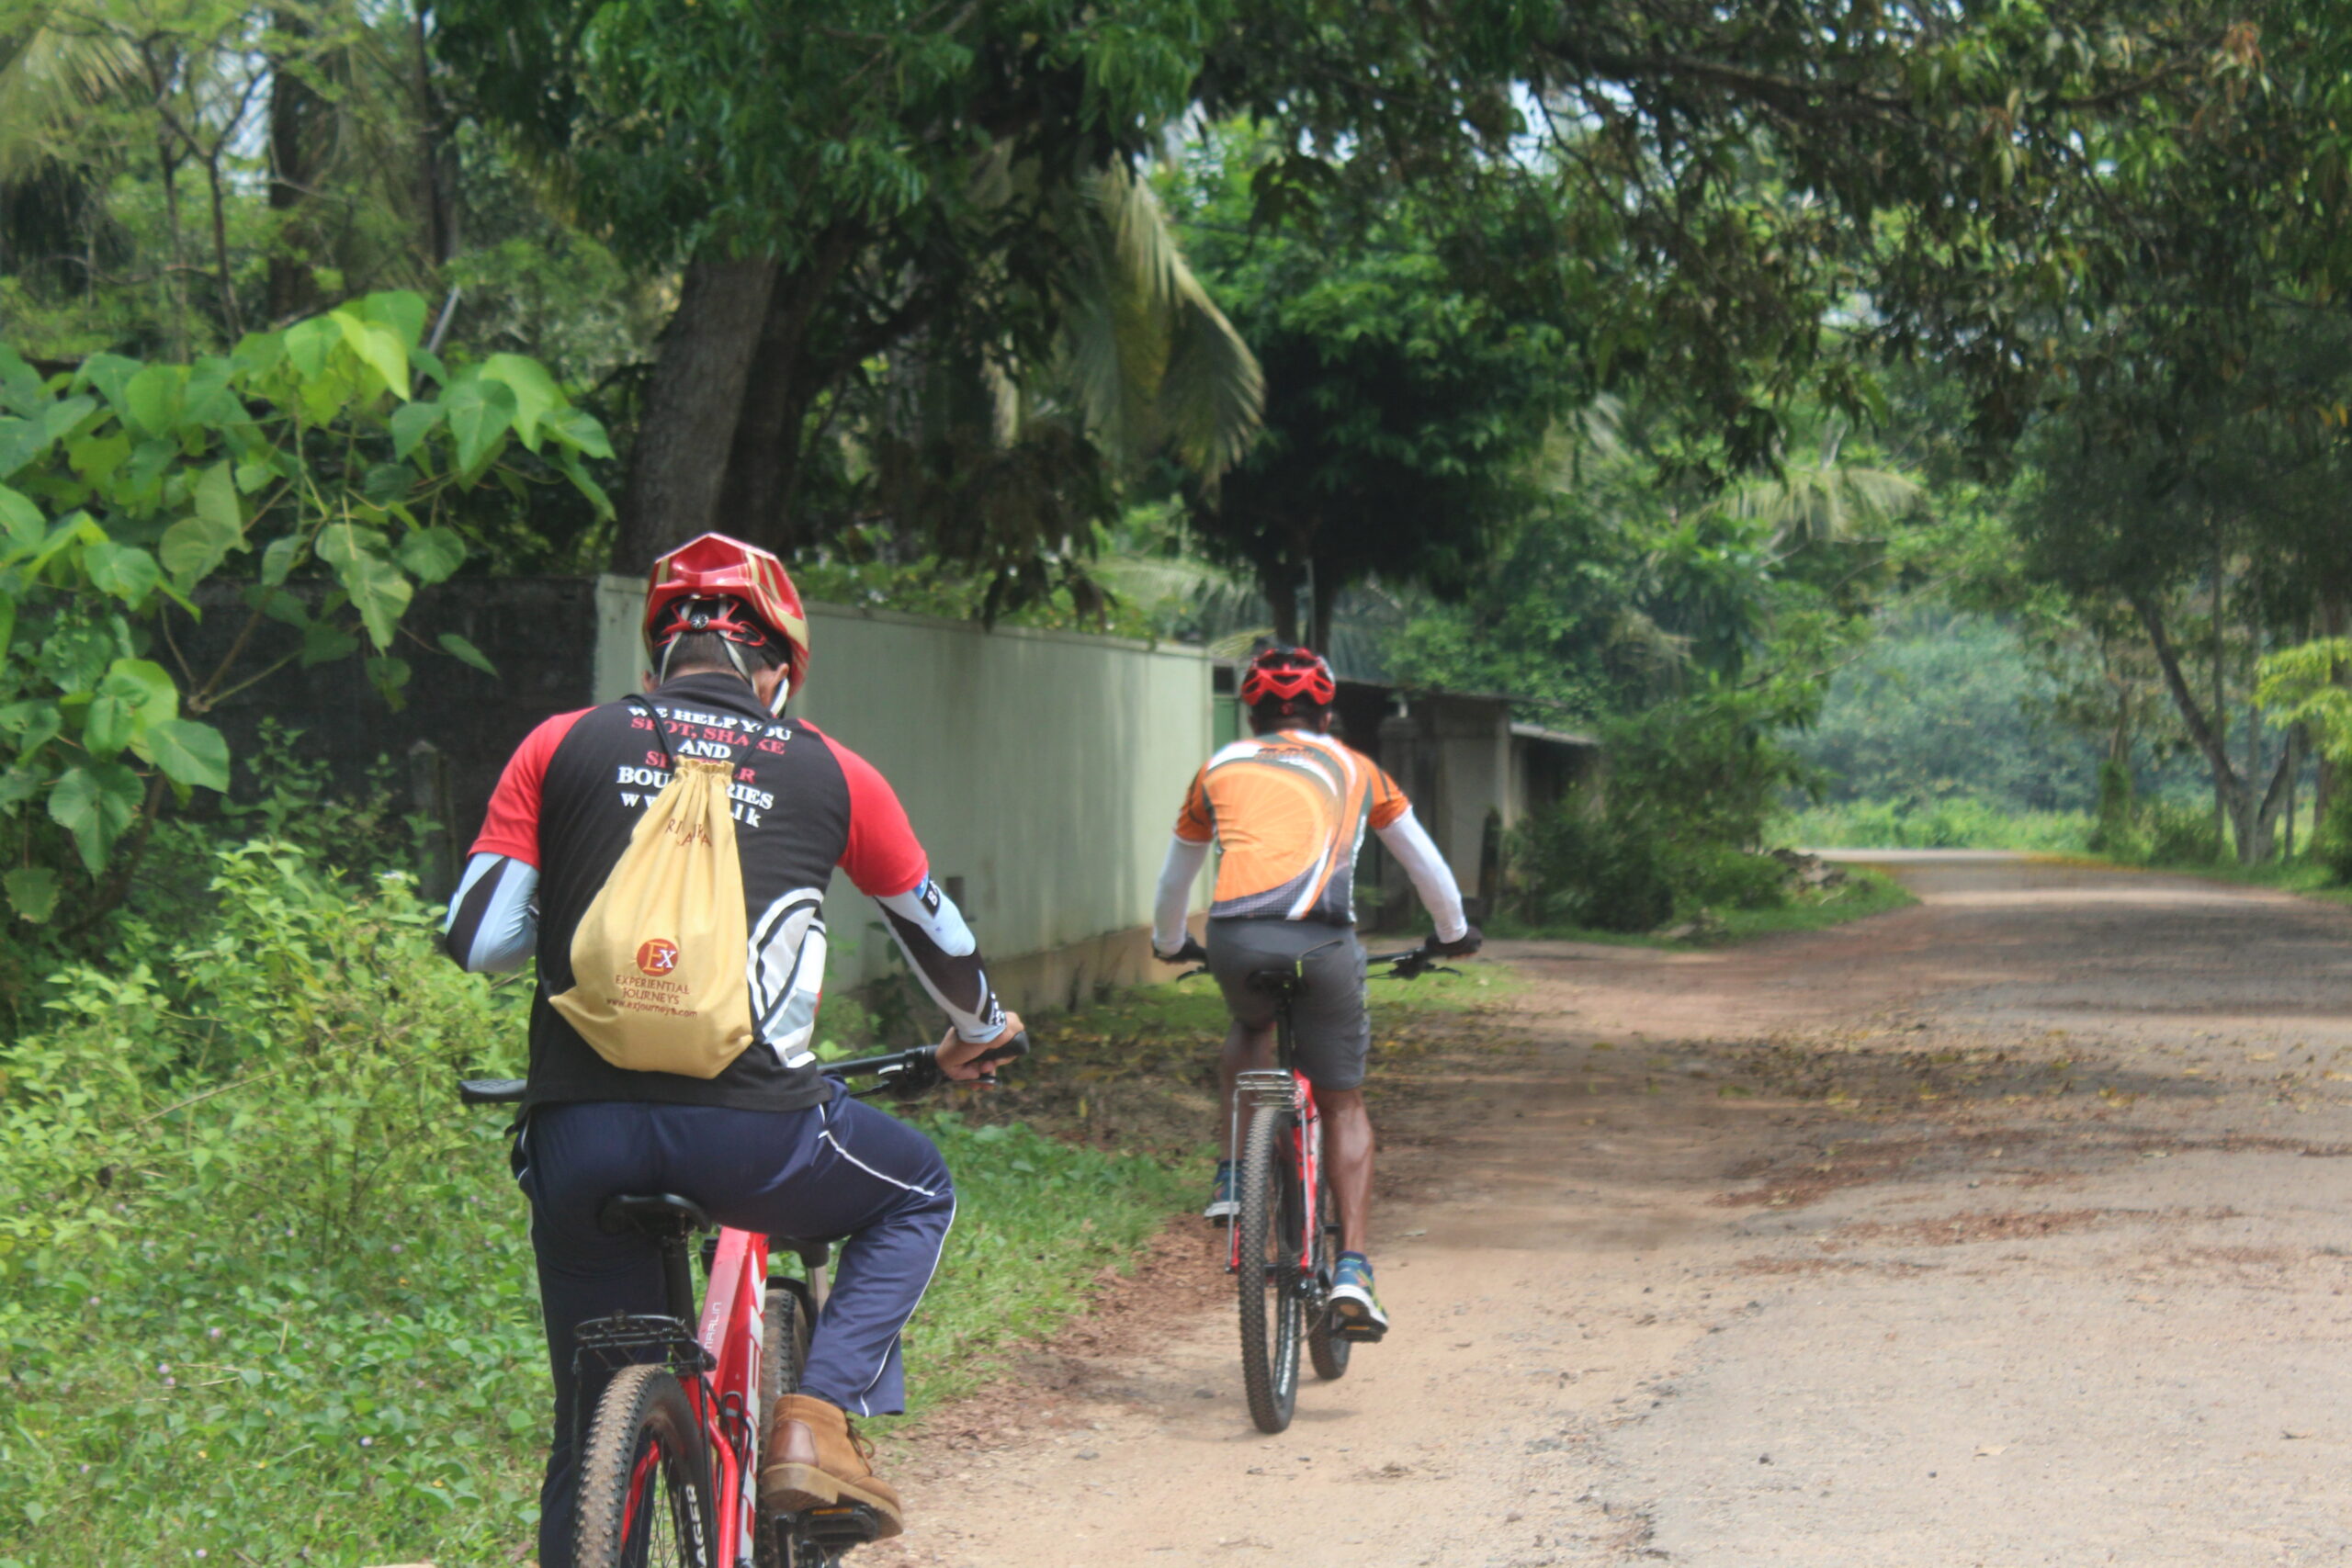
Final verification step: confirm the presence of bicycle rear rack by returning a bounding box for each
[571,1312,717,1380]
[1236,1069,1298,1111]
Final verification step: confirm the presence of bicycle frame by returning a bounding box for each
[687,1225,769,1568]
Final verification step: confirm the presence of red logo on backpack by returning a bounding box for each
[636,938,681,976]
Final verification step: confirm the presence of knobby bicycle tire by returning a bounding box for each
[573,1363,717,1568]
[1306,1153,1351,1382]
[1236,1102,1303,1433]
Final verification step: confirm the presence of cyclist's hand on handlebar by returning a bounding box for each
[1424,924,1483,959]
[937,1011,1028,1083]
[1155,934,1208,966]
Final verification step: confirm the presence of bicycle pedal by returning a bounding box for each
[802,1503,884,1547]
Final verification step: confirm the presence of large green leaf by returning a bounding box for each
[140,719,229,794]
[158,463,245,583]
[259,535,300,586]
[123,364,187,437]
[82,541,162,607]
[545,404,616,460]
[390,399,444,461]
[101,658,177,721]
[0,416,49,479]
[444,374,517,475]
[356,290,429,348]
[0,485,43,555]
[81,689,134,759]
[480,354,560,449]
[47,760,141,875]
[0,344,45,416]
[396,526,466,583]
[299,619,358,666]
[334,309,412,401]
[283,317,339,379]
[314,520,389,567]
[337,551,413,650]
[4,865,58,924]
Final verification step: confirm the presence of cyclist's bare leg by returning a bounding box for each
[1217,1019,1276,1156]
[1318,1086,1374,1255]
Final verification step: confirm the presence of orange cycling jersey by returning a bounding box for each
[1174,729,1410,923]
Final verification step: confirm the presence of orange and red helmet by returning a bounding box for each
[644,533,811,691]
[1239,645,1337,709]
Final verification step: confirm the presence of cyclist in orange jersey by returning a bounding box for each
[1152,645,1480,1341]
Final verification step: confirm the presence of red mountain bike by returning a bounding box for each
[1184,943,1451,1433]
[460,1038,1022,1568]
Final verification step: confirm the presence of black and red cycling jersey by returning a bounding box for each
[445,671,1005,1113]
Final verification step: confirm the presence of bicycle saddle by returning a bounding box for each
[598,1192,713,1238]
[1248,963,1307,998]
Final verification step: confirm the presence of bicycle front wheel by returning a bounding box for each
[574,1363,718,1568]
[1236,1102,1304,1433]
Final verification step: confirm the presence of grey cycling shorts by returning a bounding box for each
[1204,918,1370,1091]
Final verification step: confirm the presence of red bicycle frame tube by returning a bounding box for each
[619,1224,770,1567]
[1227,1070,1323,1274]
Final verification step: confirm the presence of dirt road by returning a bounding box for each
[871,853,2352,1566]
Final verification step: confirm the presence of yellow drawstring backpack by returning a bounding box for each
[549,700,754,1077]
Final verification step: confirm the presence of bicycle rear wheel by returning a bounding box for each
[1236,1103,1304,1433]
[573,1363,717,1568]
[1306,1156,1351,1382]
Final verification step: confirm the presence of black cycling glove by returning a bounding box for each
[1158,934,1209,964]
[1425,925,1483,958]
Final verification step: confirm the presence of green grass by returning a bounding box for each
[2063,851,2352,908]
[1487,866,1917,947]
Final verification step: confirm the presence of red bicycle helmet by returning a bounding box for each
[644,533,811,693]
[1239,645,1337,709]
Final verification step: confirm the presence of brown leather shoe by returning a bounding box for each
[759,1393,905,1540]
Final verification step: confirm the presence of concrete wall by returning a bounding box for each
[592,580,1214,1017]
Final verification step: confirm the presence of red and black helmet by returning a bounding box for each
[1239,645,1337,709]
[644,533,811,689]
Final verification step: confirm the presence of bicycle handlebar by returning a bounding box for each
[457,1032,1031,1108]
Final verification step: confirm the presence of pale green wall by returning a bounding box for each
[594,581,1214,992]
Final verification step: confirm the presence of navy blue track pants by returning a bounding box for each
[517,1085,955,1568]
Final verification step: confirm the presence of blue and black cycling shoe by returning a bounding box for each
[1203,1158,1238,1224]
[1328,1251,1388,1341]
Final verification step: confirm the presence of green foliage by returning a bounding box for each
[1170,126,1583,635]
[0,291,606,912]
[2256,637,2352,767]
[1792,608,2098,813]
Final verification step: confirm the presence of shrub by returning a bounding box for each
[2316,789,2352,883]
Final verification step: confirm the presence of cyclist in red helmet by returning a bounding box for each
[1152,644,1480,1342]
[444,533,1026,1564]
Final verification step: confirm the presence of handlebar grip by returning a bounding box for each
[969,1030,1030,1070]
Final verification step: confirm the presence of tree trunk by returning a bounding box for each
[1308,558,1334,654]
[712,236,856,555]
[158,141,187,359]
[2210,539,2227,846]
[1261,557,1299,644]
[266,8,331,323]
[2134,591,2254,859]
[413,6,454,268]
[203,151,241,339]
[614,256,780,570]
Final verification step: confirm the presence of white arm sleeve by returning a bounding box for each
[442,852,539,972]
[875,877,1009,1043]
[1152,835,1213,955]
[1374,808,1468,942]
